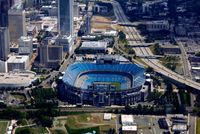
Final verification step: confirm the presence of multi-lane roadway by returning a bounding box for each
[111,1,200,91]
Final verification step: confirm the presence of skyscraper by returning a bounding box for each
[0,27,10,61]
[58,0,74,36]
[0,0,8,27]
[8,2,26,42]
[0,0,14,27]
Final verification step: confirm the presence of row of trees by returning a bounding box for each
[161,56,180,71]
[151,43,164,55]
[0,108,59,127]
[31,88,58,108]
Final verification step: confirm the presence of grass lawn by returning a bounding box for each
[51,129,66,134]
[100,125,114,133]
[15,126,48,134]
[0,121,9,134]
[54,114,115,134]
[12,94,25,100]
[34,126,49,133]
[196,118,200,134]
[64,114,100,134]
[65,124,100,134]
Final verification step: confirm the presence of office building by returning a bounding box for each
[0,27,10,61]
[7,55,30,72]
[56,35,73,53]
[39,44,63,68]
[0,0,14,27]
[58,0,74,36]
[145,20,169,32]
[0,60,7,73]
[18,36,33,57]
[79,41,108,53]
[121,115,137,134]
[8,2,26,42]
[73,2,79,18]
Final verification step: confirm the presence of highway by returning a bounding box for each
[176,38,192,79]
[111,0,200,90]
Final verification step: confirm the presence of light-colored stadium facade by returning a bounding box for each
[59,60,150,106]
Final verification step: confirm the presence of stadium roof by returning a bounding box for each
[62,62,146,90]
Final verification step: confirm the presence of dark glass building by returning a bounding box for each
[58,0,73,36]
[0,0,14,27]
[0,27,10,61]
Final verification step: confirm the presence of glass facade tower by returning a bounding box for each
[58,0,74,36]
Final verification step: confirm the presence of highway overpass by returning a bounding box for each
[111,0,200,91]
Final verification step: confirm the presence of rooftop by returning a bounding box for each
[146,20,169,25]
[11,0,23,10]
[19,36,32,42]
[172,124,187,131]
[122,125,137,131]
[0,71,36,86]
[121,115,135,125]
[104,113,112,120]
[7,56,29,63]
[81,41,108,49]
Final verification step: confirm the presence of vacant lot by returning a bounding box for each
[91,16,122,31]
[53,113,116,134]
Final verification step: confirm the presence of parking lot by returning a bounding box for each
[134,115,167,134]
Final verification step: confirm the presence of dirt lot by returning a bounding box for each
[91,15,122,31]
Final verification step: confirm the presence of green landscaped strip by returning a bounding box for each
[65,124,100,134]
[15,126,48,134]
[0,121,9,134]
[51,129,66,134]
[196,118,200,134]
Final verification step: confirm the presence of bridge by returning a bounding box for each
[137,55,164,59]
[118,22,138,26]
[130,43,154,47]
[111,0,200,91]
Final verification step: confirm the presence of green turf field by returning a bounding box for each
[111,82,121,90]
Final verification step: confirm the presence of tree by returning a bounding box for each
[15,127,34,134]
[195,52,200,57]
[118,31,126,41]
[128,49,135,55]
[153,43,163,55]
[146,67,154,73]
[40,116,53,127]
[78,30,84,37]
[108,128,116,134]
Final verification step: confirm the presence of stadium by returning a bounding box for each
[59,59,149,106]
